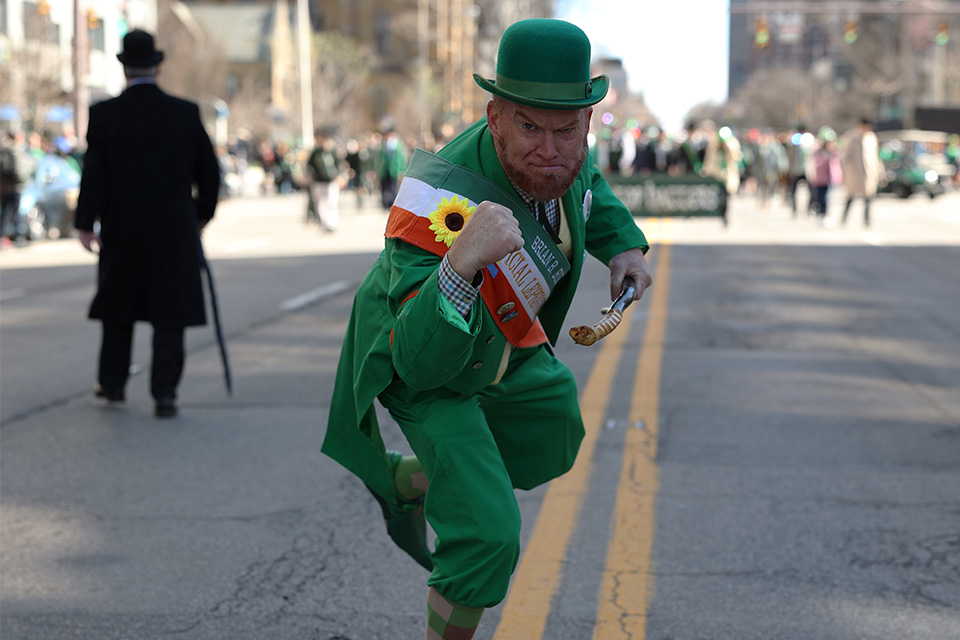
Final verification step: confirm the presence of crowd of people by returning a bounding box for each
[1,119,417,244]
[209,114,960,238]
[8,106,959,247]
[212,124,417,232]
[593,118,960,226]
[0,128,86,246]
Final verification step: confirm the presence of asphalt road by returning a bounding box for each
[1,187,958,639]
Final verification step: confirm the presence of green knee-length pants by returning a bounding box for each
[379,343,585,609]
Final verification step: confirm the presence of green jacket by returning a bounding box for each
[376,137,408,180]
[322,118,648,501]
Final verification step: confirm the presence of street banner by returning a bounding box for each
[607,174,728,221]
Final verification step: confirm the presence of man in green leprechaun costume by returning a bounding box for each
[322,18,653,639]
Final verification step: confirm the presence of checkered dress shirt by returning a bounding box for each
[515,188,560,235]
[438,254,481,318]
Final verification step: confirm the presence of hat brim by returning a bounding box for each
[474,74,608,110]
[117,51,164,66]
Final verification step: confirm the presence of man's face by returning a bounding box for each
[487,100,592,201]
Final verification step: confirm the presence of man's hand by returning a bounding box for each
[446,201,524,281]
[78,230,102,254]
[609,247,652,301]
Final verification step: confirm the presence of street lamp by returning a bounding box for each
[73,0,89,148]
[296,0,313,148]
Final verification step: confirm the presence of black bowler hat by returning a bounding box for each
[116,29,164,66]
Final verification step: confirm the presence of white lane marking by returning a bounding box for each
[0,288,26,302]
[280,281,352,311]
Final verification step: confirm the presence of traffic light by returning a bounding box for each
[87,9,100,30]
[843,20,858,44]
[936,21,949,45]
[37,0,50,15]
[755,18,770,49]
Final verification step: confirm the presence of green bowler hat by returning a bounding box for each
[474,19,609,110]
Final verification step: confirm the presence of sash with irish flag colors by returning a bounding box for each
[385,149,570,348]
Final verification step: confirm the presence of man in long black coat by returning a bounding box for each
[75,30,221,418]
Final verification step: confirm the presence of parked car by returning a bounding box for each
[16,154,81,240]
[876,129,956,199]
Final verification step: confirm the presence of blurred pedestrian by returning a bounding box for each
[784,125,812,217]
[216,144,241,199]
[54,135,82,173]
[256,140,276,194]
[947,134,959,185]
[273,141,295,194]
[322,18,652,640]
[305,128,342,232]
[0,130,34,247]
[702,123,743,195]
[840,118,883,227]
[739,128,761,194]
[343,137,368,206]
[806,127,842,225]
[755,129,787,210]
[616,128,637,176]
[376,125,407,210]
[27,131,46,161]
[669,121,705,175]
[640,126,671,174]
[74,29,221,418]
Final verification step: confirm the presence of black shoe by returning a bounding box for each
[94,383,125,403]
[366,451,433,571]
[155,397,178,418]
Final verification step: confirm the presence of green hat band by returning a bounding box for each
[494,74,596,101]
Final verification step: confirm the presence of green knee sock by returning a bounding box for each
[426,586,483,640]
[394,455,428,501]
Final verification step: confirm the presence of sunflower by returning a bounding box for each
[428,196,476,247]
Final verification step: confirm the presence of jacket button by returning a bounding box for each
[486,335,495,344]
[472,361,483,369]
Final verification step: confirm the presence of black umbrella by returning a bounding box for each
[198,238,232,396]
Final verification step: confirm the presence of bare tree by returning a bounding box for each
[725,64,879,134]
[684,101,728,129]
[724,14,959,133]
[4,6,69,134]
[156,0,228,108]
[615,92,658,129]
[725,69,818,130]
[310,30,373,135]
[227,73,274,141]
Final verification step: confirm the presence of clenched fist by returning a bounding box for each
[447,201,524,281]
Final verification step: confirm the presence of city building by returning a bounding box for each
[0,0,156,137]
[728,0,959,129]
[2,0,660,149]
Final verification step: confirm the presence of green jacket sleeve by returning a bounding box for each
[384,240,483,390]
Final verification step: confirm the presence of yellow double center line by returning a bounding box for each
[494,243,673,640]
